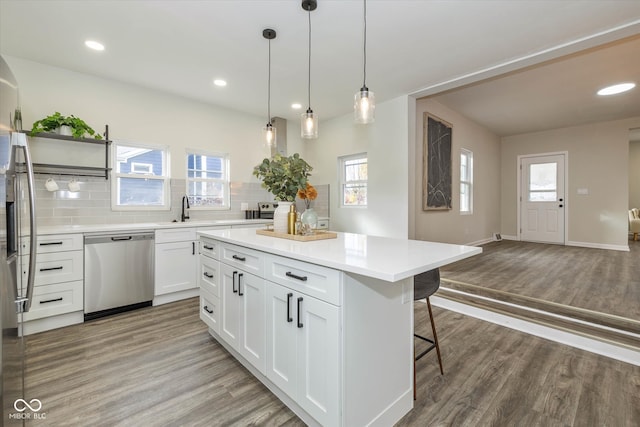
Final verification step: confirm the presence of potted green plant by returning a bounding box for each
[31,112,103,140]
[253,153,313,233]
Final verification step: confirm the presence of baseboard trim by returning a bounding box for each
[567,240,629,252]
[466,237,494,246]
[431,295,640,366]
[494,236,630,251]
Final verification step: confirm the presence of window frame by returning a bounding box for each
[111,140,171,211]
[460,148,473,215]
[339,152,368,208]
[185,148,231,210]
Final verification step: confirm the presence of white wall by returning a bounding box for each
[304,96,411,238]
[629,139,640,209]
[501,117,640,248]
[413,98,502,245]
[4,55,278,184]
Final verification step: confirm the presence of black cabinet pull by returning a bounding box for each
[238,273,244,296]
[40,297,63,304]
[286,293,293,322]
[232,254,246,262]
[203,305,214,314]
[203,245,214,250]
[192,242,195,255]
[232,271,238,293]
[297,297,303,328]
[39,266,63,272]
[286,271,308,282]
[203,272,213,279]
[40,241,63,246]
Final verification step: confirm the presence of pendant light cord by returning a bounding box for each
[268,37,271,123]
[307,8,312,109]
[363,0,367,88]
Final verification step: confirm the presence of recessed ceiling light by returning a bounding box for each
[597,82,635,96]
[291,103,302,110]
[213,79,227,87]
[84,40,105,51]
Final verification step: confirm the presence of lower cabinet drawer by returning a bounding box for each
[264,254,342,306]
[22,280,84,322]
[200,289,220,334]
[22,250,84,286]
[200,256,220,297]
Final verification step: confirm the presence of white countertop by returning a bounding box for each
[31,219,272,236]
[198,228,481,282]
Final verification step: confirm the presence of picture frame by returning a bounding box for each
[423,113,452,210]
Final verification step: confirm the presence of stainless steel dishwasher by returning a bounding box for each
[84,232,154,320]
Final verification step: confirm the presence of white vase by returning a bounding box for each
[273,201,293,233]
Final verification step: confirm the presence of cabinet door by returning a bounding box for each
[155,241,197,295]
[220,264,240,348]
[238,271,266,374]
[266,282,298,399]
[297,294,340,427]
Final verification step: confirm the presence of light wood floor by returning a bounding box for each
[24,298,640,426]
[440,239,640,321]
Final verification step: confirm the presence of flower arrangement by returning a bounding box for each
[253,153,313,202]
[297,182,318,209]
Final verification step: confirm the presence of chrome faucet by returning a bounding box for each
[181,196,190,222]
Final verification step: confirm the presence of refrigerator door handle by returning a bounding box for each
[12,132,37,313]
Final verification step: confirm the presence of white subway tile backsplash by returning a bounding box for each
[31,176,329,226]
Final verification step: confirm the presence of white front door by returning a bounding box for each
[520,154,565,244]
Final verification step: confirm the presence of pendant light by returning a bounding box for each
[354,0,375,124]
[262,29,277,147]
[301,0,318,139]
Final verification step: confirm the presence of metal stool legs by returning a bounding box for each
[413,297,443,400]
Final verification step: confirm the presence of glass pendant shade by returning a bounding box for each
[263,122,276,147]
[301,109,318,139]
[354,86,375,124]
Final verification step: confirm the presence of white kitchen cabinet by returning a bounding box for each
[266,281,339,426]
[154,228,199,305]
[19,233,84,335]
[219,260,267,374]
[317,217,329,230]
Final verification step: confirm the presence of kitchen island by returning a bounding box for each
[197,228,481,426]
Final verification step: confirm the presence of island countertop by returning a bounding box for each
[198,228,482,282]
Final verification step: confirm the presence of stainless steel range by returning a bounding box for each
[257,202,278,219]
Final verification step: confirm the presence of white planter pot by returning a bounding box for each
[273,201,293,233]
[58,125,72,136]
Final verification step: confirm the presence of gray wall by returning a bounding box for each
[413,98,501,245]
[501,117,640,249]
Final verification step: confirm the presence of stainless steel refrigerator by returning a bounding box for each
[1,55,38,426]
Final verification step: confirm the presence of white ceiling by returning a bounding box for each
[1,0,640,136]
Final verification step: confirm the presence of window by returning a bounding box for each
[528,162,557,201]
[460,148,473,214]
[112,142,170,210]
[186,150,230,209]
[339,153,367,207]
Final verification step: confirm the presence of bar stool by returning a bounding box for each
[414,268,444,400]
